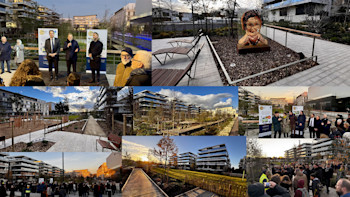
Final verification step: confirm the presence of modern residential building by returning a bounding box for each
[262,0,332,23]
[0,89,50,116]
[196,144,231,172]
[307,87,350,112]
[96,162,116,179]
[9,155,39,181]
[72,169,91,178]
[131,0,151,27]
[111,3,135,29]
[211,107,237,117]
[37,5,60,26]
[73,15,99,31]
[270,98,289,108]
[178,152,196,170]
[285,147,297,160]
[97,87,133,119]
[0,153,9,179]
[312,138,334,161]
[152,7,179,22]
[296,143,312,159]
[0,0,11,32]
[296,92,308,106]
[238,87,261,106]
[133,90,170,118]
[9,0,36,19]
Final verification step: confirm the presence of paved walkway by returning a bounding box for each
[123,168,166,197]
[152,37,223,86]
[0,121,77,149]
[84,116,107,137]
[175,187,218,197]
[46,131,110,152]
[261,26,350,86]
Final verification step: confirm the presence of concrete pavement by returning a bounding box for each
[152,37,223,86]
[83,116,107,137]
[261,26,350,86]
[123,168,166,197]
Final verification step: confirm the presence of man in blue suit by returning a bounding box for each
[63,33,80,76]
[44,30,60,80]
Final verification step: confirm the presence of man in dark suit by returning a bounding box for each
[63,33,80,76]
[308,113,316,138]
[44,30,60,80]
[88,32,103,83]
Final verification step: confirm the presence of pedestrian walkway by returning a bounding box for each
[0,121,77,149]
[83,116,107,137]
[123,168,167,197]
[46,131,110,152]
[152,37,223,86]
[261,26,350,86]
[175,187,218,197]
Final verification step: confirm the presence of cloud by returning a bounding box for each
[158,89,233,109]
[33,87,99,112]
[122,139,159,162]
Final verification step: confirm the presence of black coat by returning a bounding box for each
[45,37,60,60]
[63,39,80,61]
[88,40,103,58]
[324,167,333,179]
[0,42,12,61]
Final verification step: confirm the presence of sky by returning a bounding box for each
[123,136,246,169]
[134,86,238,110]
[36,0,136,19]
[241,87,309,103]
[0,87,100,112]
[251,139,315,158]
[6,152,112,173]
[152,0,262,13]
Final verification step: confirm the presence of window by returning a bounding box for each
[280,8,287,16]
[296,5,305,15]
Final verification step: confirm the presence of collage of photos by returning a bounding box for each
[0,0,349,196]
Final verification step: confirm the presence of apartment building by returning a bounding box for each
[9,155,39,181]
[307,86,350,112]
[111,3,135,29]
[312,138,334,161]
[73,15,99,31]
[178,152,196,170]
[37,5,60,26]
[196,144,231,172]
[97,87,133,119]
[0,153,9,179]
[0,88,49,116]
[0,0,11,32]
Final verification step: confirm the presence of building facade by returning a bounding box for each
[307,87,350,112]
[73,15,99,31]
[196,144,231,172]
[296,92,308,106]
[0,153,9,179]
[8,155,39,181]
[178,152,196,170]
[0,0,11,32]
[111,3,135,29]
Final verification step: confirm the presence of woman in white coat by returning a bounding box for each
[14,39,24,67]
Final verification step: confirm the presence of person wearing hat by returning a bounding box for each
[88,32,103,83]
[114,47,137,86]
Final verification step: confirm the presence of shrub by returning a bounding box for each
[27,142,33,147]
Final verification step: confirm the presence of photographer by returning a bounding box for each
[248,181,290,197]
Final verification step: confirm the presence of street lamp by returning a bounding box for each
[10,117,14,152]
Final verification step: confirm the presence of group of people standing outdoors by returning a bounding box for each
[272,111,350,139]
[254,162,349,197]
[0,180,121,197]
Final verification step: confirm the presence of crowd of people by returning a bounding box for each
[0,31,152,87]
[250,161,349,197]
[0,180,121,197]
[272,111,350,139]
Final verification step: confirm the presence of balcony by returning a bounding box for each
[197,152,227,158]
[0,0,10,7]
[197,157,229,162]
[265,0,328,10]
[198,146,226,154]
[196,162,228,166]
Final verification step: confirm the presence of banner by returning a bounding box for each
[38,28,58,68]
[259,105,272,137]
[292,106,304,116]
[259,105,272,125]
[86,29,108,72]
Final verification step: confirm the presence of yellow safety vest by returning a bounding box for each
[259,173,269,190]
[26,188,31,193]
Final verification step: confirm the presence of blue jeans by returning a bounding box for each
[1,60,10,73]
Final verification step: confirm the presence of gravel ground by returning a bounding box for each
[210,36,317,86]
[0,141,55,152]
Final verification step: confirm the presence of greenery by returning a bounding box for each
[153,168,247,196]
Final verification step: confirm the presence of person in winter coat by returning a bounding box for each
[324,163,333,194]
[0,36,12,74]
[311,173,321,197]
[88,32,103,83]
[289,111,297,136]
[273,112,282,138]
[14,39,24,67]
[63,33,80,76]
[248,182,291,197]
[314,116,323,138]
[293,169,308,191]
[282,113,290,138]
[297,111,306,137]
[294,179,309,197]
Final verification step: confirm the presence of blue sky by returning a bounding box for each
[0,87,100,112]
[134,86,238,109]
[36,0,136,19]
[6,152,112,173]
[123,136,246,169]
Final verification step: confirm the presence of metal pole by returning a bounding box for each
[312,37,316,57]
[285,31,288,47]
[273,28,275,41]
[11,121,14,152]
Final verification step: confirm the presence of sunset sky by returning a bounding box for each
[123,136,246,169]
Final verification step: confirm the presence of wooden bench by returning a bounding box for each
[152,43,204,86]
[152,35,202,65]
[96,134,121,152]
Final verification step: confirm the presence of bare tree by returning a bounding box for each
[152,136,178,183]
